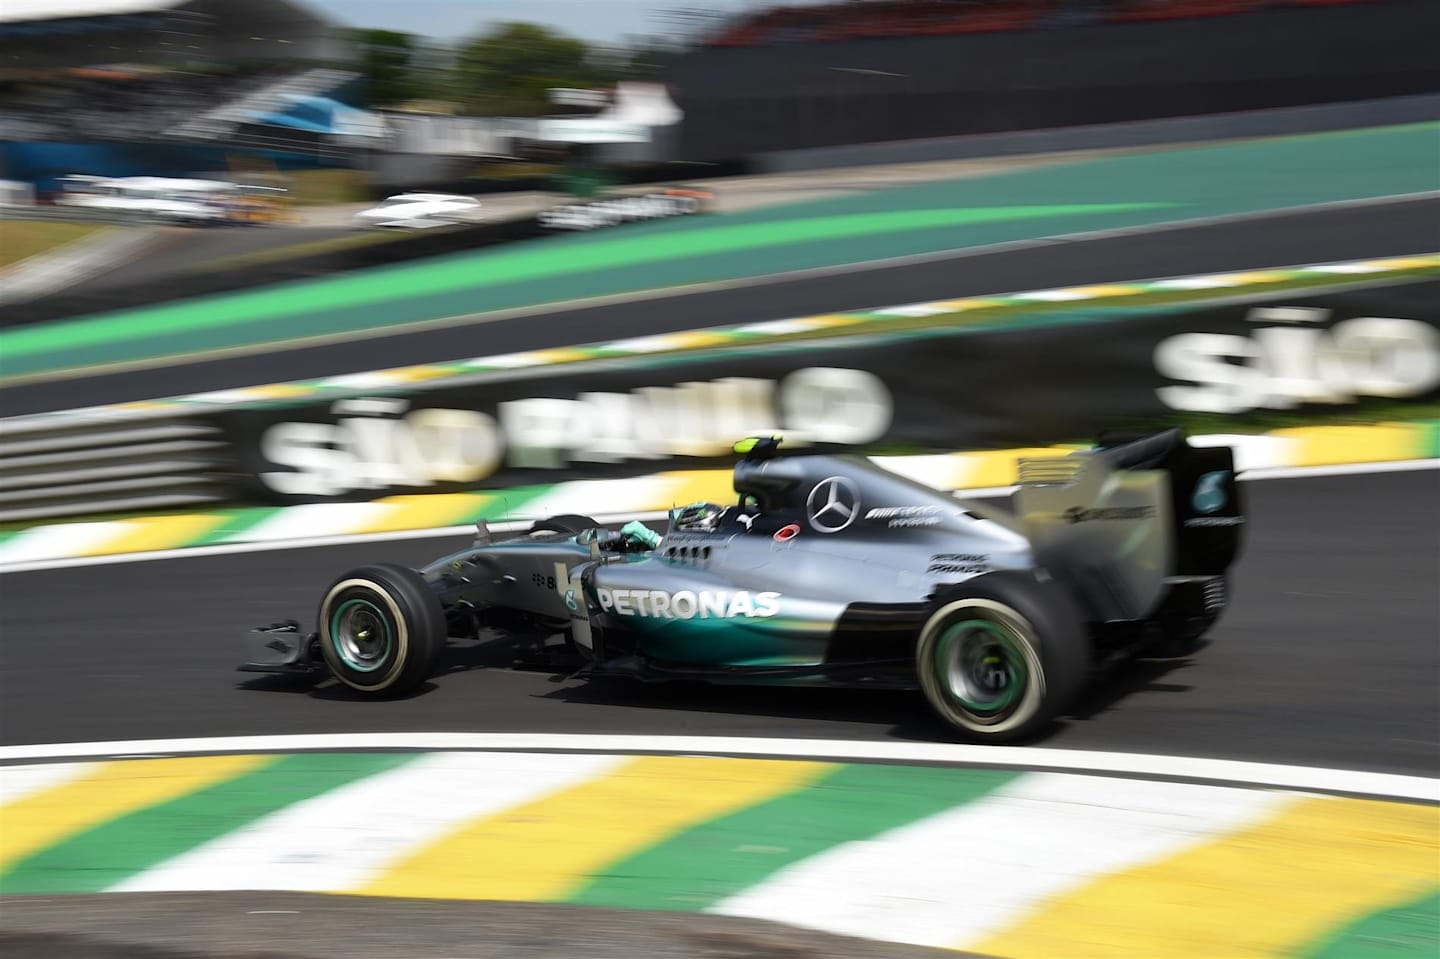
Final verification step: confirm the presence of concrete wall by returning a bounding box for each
[755,93,1440,174]
[670,0,1440,160]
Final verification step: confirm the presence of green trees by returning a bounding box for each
[350,29,419,106]
[348,21,680,115]
[453,22,595,116]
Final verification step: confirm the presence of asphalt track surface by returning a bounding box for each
[0,892,956,959]
[2,468,1436,777]
[79,225,358,294]
[4,194,1438,417]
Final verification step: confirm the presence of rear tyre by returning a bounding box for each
[529,514,600,536]
[916,572,1089,743]
[318,563,446,696]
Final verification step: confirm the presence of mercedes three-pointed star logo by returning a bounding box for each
[806,476,861,533]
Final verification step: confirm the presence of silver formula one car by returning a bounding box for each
[242,430,1242,742]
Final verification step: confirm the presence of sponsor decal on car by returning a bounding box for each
[596,588,782,619]
[1184,516,1246,527]
[662,532,720,545]
[1191,470,1230,514]
[866,505,944,528]
[806,477,861,533]
[926,553,990,575]
[1063,505,1156,524]
[1184,470,1244,527]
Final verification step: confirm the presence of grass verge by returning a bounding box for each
[0,220,111,269]
[282,169,372,207]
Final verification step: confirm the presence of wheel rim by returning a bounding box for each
[329,598,392,673]
[935,617,1029,720]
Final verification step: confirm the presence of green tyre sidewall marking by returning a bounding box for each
[935,619,1027,714]
[329,597,393,673]
[320,577,413,691]
[917,595,1048,739]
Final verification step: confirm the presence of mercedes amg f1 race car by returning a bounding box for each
[242,431,1243,742]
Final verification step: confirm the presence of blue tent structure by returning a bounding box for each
[247,94,386,138]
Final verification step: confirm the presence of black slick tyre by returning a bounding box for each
[317,563,446,696]
[915,571,1089,743]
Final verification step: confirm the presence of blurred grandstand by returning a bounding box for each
[3,0,1435,196]
[0,0,343,68]
[0,0,372,185]
[0,0,687,198]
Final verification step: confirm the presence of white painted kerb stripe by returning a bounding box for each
[1,735,1435,802]
[0,761,97,806]
[713,773,1289,948]
[0,522,128,564]
[234,503,392,543]
[519,477,682,519]
[112,752,625,894]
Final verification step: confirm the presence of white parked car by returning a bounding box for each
[353,193,484,230]
[58,176,230,225]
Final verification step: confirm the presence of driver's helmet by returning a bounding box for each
[673,502,723,532]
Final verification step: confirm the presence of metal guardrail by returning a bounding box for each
[0,415,234,523]
[0,206,142,225]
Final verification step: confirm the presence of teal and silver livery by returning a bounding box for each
[241,430,1243,743]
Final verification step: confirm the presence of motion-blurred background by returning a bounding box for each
[1,5,1438,958]
[1,0,1437,521]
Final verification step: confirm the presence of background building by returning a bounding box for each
[668,0,1440,159]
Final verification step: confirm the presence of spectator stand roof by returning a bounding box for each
[0,0,328,29]
[0,0,341,69]
[0,0,180,22]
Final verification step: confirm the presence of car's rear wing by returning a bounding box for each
[1014,429,1243,622]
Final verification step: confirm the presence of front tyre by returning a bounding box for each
[916,572,1089,743]
[318,563,446,696]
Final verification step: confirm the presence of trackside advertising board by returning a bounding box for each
[213,279,1440,504]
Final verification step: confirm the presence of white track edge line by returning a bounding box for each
[0,733,1434,802]
[0,461,1433,574]
[1238,459,1440,480]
